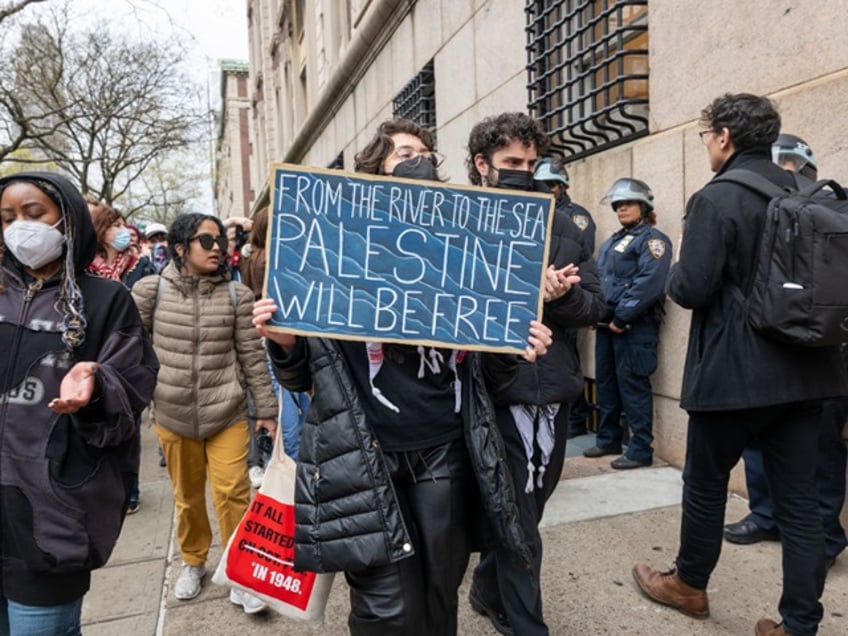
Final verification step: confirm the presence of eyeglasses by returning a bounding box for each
[390,145,445,167]
[699,130,716,144]
[189,233,228,251]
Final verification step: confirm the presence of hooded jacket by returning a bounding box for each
[668,148,848,410]
[131,261,277,438]
[268,338,531,573]
[0,172,159,606]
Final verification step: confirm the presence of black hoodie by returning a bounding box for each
[0,172,159,605]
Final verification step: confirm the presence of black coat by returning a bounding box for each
[499,208,606,406]
[668,148,848,411]
[269,338,531,573]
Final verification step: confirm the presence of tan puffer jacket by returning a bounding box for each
[132,262,277,439]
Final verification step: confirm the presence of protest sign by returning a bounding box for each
[263,163,554,353]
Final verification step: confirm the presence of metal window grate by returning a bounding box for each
[526,0,649,161]
[392,60,436,137]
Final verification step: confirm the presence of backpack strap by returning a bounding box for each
[711,169,792,199]
[715,169,848,201]
[228,280,238,316]
[155,275,167,312]
[708,170,787,311]
[147,275,167,344]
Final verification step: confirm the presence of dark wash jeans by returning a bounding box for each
[677,401,826,636]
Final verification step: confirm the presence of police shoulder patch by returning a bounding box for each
[572,214,589,231]
[647,238,666,259]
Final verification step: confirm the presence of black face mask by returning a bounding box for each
[391,157,438,182]
[493,168,535,191]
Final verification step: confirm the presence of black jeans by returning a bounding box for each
[345,436,473,636]
[472,405,570,636]
[678,402,826,636]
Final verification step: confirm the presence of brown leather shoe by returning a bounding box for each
[632,563,709,619]
[755,617,792,635]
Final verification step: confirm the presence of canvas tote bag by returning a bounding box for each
[213,427,334,623]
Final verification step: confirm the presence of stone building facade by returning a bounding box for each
[215,60,253,221]
[241,0,848,501]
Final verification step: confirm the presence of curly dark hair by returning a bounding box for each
[168,213,228,276]
[700,93,781,151]
[354,119,437,175]
[466,112,550,185]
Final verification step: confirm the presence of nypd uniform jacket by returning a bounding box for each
[559,194,597,254]
[597,223,672,329]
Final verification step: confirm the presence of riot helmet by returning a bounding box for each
[772,133,817,177]
[533,157,569,188]
[601,178,654,212]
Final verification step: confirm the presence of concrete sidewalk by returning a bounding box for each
[81,424,848,635]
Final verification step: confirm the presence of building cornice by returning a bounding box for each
[251,0,415,214]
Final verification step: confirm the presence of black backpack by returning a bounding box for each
[712,169,848,347]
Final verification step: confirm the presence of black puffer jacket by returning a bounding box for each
[499,208,606,406]
[668,148,848,410]
[268,337,530,573]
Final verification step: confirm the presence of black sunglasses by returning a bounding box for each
[189,233,228,251]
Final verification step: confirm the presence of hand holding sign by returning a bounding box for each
[263,164,555,354]
[254,298,296,353]
[523,320,553,363]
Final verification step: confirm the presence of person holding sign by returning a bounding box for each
[465,113,607,636]
[254,118,553,636]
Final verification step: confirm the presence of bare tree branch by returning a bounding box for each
[0,0,47,24]
[1,5,208,211]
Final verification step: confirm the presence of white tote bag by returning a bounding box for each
[213,429,334,623]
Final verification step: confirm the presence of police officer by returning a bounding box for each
[534,157,598,440]
[533,157,596,253]
[583,178,671,469]
[771,132,817,180]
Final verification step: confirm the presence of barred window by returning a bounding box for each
[392,60,436,137]
[526,1,648,160]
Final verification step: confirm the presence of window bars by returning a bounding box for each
[392,60,436,138]
[527,0,649,161]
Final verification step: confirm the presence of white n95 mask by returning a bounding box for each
[3,219,65,269]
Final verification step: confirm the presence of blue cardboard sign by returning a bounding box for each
[264,163,554,353]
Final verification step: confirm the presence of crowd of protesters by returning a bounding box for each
[0,93,845,636]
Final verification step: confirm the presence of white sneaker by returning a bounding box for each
[229,588,268,614]
[248,465,265,489]
[174,562,206,600]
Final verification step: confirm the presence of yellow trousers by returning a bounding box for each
[155,421,251,566]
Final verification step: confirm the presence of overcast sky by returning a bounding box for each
[13,0,250,212]
[37,0,250,94]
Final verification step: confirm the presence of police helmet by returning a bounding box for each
[601,178,654,212]
[533,157,569,188]
[771,133,817,173]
